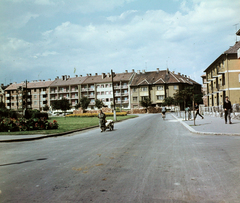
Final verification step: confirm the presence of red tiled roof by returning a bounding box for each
[5,80,54,90]
[131,70,199,86]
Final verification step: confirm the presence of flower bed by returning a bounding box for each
[66,112,127,117]
[0,117,58,132]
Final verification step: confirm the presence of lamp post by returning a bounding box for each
[111,69,117,121]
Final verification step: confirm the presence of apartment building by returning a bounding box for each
[4,80,53,110]
[204,39,240,106]
[201,74,208,106]
[81,71,135,109]
[130,68,201,109]
[49,75,87,109]
[0,84,9,103]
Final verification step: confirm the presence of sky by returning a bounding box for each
[0,0,240,85]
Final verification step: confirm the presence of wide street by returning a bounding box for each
[1,114,240,203]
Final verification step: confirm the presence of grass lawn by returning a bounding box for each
[0,115,138,135]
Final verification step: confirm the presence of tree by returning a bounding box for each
[80,97,90,110]
[43,104,49,111]
[0,101,6,109]
[140,97,152,113]
[60,98,71,114]
[75,102,81,109]
[51,98,71,114]
[162,96,174,106]
[95,99,104,109]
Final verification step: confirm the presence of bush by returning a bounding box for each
[25,109,49,119]
[0,109,18,119]
[0,117,58,132]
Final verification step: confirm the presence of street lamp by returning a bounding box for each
[111,69,117,121]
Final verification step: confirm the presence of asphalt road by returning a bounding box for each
[1,114,240,203]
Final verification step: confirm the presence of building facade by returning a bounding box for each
[4,80,53,110]
[130,68,201,109]
[204,40,240,106]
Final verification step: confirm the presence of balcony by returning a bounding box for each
[6,94,10,97]
[88,95,95,98]
[81,88,87,92]
[213,87,219,92]
[89,101,95,105]
[218,66,225,74]
[41,91,46,95]
[218,84,225,90]
[212,69,218,78]
[6,100,10,103]
[88,88,95,91]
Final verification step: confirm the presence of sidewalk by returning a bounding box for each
[171,113,240,136]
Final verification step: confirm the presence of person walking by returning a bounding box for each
[98,109,106,132]
[194,103,204,119]
[223,96,232,124]
[161,106,166,119]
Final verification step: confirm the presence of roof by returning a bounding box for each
[49,75,88,87]
[130,70,199,86]
[224,41,240,54]
[204,41,240,72]
[5,80,54,90]
[82,72,134,84]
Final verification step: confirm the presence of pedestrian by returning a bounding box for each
[98,109,106,132]
[161,106,166,119]
[223,96,232,124]
[194,103,204,119]
[186,106,191,120]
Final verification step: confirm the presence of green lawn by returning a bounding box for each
[0,115,138,135]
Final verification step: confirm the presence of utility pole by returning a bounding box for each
[111,69,117,121]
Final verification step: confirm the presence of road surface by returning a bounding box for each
[1,114,240,202]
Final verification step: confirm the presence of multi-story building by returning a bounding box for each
[201,74,208,106]
[204,39,240,106]
[130,68,201,109]
[0,84,9,103]
[49,75,87,108]
[81,71,135,109]
[4,80,53,110]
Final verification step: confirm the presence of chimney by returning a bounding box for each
[39,79,42,81]
[107,73,110,77]
[137,70,140,74]
[56,76,59,79]
[132,69,135,72]
[102,73,106,79]
[89,73,92,76]
[185,75,187,77]
[172,71,175,74]
[80,75,82,77]
[87,74,89,76]
[48,78,51,81]
[157,68,159,73]
[62,75,65,80]
[142,70,145,74]
[178,73,181,75]
[95,73,98,76]
[125,70,128,73]
[68,75,70,79]
[75,75,78,77]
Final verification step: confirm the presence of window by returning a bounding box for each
[133,97,137,102]
[174,85,178,90]
[157,95,164,100]
[141,87,147,92]
[132,88,137,92]
[34,101,37,105]
[157,85,163,90]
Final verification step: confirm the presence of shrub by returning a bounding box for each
[0,117,58,132]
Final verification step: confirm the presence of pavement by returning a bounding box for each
[0,113,240,142]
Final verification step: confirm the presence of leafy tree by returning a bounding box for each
[162,96,174,106]
[0,101,6,109]
[60,98,71,114]
[75,102,81,109]
[43,105,49,111]
[95,99,104,109]
[51,98,71,114]
[51,100,61,110]
[140,97,152,112]
[80,97,90,110]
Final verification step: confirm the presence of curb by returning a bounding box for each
[171,114,240,136]
[0,116,138,143]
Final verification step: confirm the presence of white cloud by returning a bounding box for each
[1,0,240,84]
